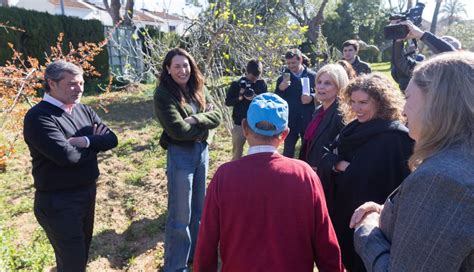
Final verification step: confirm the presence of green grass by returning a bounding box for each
[370,62,392,79]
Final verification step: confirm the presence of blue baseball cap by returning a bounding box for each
[247,93,288,137]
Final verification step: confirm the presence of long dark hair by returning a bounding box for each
[158,48,206,110]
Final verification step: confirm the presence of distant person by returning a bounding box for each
[318,73,414,272]
[342,40,371,76]
[153,48,221,271]
[225,59,267,160]
[194,93,343,272]
[300,64,348,172]
[352,51,474,271]
[440,35,462,50]
[275,48,316,158]
[23,60,118,272]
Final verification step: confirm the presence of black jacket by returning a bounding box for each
[225,77,267,125]
[275,67,316,134]
[317,118,414,271]
[351,56,372,76]
[299,100,344,168]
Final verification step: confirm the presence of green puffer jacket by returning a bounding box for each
[153,85,221,149]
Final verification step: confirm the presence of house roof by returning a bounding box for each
[142,9,182,21]
[48,0,92,10]
[134,10,161,23]
[83,0,106,11]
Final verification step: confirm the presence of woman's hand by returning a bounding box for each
[335,160,350,172]
[184,116,198,125]
[350,201,383,229]
[355,212,380,229]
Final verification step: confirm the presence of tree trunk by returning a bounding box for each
[104,0,122,25]
[430,0,443,34]
[305,0,329,45]
[123,0,135,26]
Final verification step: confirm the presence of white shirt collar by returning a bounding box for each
[43,93,76,113]
[247,145,278,155]
[43,93,65,109]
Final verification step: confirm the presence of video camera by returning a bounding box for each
[239,79,255,98]
[384,2,425,40]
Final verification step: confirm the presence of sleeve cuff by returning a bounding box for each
[354,224,391,271]
[83,136,90,148]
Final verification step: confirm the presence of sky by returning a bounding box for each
[421,0,474,21]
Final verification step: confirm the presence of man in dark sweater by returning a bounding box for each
[275,49,316,158]
[194,93,343,272]
[342,40,372,76]
[23,60,118,272]
[225,59,267,160]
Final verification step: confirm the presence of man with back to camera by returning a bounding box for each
[275,48,316,158]
[225,59,267,160]
[23,60,118,272]
[342,39,372,76]
[193,93,343,272]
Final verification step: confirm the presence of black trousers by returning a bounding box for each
[283,127,305,158]
[34,184,96,272]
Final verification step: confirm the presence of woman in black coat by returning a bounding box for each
[318,73,414,272]
[300,64,349,170]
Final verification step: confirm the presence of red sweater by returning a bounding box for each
[194,152,343,272]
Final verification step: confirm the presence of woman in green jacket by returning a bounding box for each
[154,48,221,271]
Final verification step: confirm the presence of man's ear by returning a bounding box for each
[241,119,250,138]
[47,79,57,91]
[278,128,290,144]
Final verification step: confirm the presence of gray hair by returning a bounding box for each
[43,60,83,92]
[440,36,462,50]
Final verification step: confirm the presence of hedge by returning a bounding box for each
[0,6,109,79]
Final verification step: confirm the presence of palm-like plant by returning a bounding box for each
[441,0,467,25]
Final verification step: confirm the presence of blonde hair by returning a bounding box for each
[315,64,350,95]
[409,51,474,170]
[340,73,405,124]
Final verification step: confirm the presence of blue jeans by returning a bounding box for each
[164,142,208,272]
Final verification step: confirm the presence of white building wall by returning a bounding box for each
[13,0,54,13]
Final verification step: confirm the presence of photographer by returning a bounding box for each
[391,20,455,91]
[225,60,267,160]
[275,49,316,158]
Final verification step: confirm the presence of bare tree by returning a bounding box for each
[0,0,9,7]
[103,0,134,26]
[283,0,330,45]
[430,0,443,34]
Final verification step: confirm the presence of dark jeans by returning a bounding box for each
[283,127,304,158]
[34,184,96,272]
